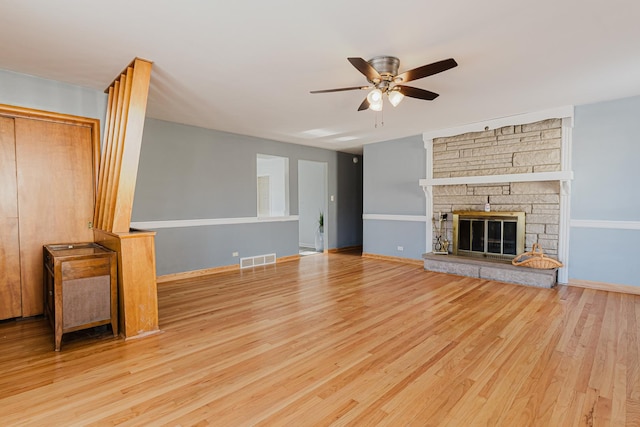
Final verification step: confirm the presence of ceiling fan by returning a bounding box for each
[310,56,458,111]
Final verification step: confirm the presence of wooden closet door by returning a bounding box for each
[0,117,22,320]
[15,118,96,317]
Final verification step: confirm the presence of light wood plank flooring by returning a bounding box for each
[1,251,639,426]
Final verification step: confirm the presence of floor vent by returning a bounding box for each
[240,253,277,269]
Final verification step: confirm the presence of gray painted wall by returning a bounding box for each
[0,68,107,137]
[154,222,299,274]
[570,95,640,286]
[571,95,640,220]
[569,228,639,286]
[133,118,363,275]
[362,135,425,259]
[363,220,426,260]
[363,135,426,215]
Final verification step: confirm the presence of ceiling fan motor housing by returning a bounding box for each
[367,56,400,84]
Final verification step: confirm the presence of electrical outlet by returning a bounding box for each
[397,246,404,251]
[232,252,239,257]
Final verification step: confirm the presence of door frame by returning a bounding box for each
[297,159,328,251]
[0,104,101,190]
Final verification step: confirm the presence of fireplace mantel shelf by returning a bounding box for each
[419,170,573,188]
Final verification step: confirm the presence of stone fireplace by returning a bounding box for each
[431,118,563,257]
[420,110,574,287]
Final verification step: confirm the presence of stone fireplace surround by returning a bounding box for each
[420,107,574,285]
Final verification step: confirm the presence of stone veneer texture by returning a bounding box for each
[432,118,562,256]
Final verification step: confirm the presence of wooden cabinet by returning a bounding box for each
[0,106,99,320]
[43,243,117,351]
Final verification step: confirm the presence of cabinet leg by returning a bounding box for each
[54,333,62,351]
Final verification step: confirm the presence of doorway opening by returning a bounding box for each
[298,160,327,256]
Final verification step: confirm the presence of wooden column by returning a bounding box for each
[94,58,159,339]
[95,58,153,232]
[94,229,158,338]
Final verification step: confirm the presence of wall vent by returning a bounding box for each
[240,253,277,269]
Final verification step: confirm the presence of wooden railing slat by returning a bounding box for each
[94,58,152,234]
[94,86,114,228]
[111,60,152,233]
[102,77,125,230]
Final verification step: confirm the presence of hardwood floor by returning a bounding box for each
[1,251,639,426]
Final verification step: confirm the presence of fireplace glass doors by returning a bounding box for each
[453,211,525,260]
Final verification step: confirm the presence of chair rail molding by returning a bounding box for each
[362,214,428,222]
[130,215,299,230]
[570,219,640,230]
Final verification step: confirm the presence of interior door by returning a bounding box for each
[0,117,22,320]
[15,118,95,317]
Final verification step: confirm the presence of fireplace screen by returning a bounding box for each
[453,211,525,260]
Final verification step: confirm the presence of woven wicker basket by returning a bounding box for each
[511,243,563,269]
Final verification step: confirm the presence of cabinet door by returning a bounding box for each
[15,118,96,317]
[0,117,21,320]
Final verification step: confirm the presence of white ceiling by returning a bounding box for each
[1,0,639,153]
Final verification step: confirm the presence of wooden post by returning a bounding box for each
[93,58,158,339]
[94,229,159,339]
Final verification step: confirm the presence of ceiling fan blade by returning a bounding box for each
[395,58,458,83]
[357,98,370,111]
[310,86,369,94]
[348,57,381,82]
[396,85,439,101]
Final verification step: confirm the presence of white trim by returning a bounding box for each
[422,105,574,141]
[131,215,299,230]
[571,219,640,230]
[424,138,434,254]
[419,171,573,187]
[557,118,574,284]
[362,214,428,222]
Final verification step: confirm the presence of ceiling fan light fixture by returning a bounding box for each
[388,90,405,107]
[369,101,383,112]
[367,88,382,103]
[367,88,383,111]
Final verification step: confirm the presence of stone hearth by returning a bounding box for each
[423,254,558,288]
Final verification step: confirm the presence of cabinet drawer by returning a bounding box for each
[61,257,111,280]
